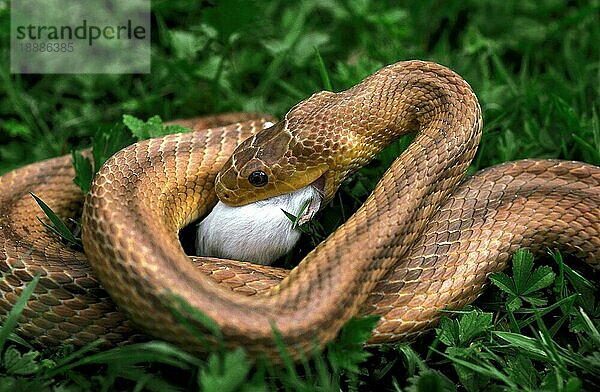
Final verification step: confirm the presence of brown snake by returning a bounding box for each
[1,61,599,360]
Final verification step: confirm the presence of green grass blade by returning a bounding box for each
[534,324,567,377]
[269,321,297,373]
[48,341,200,377]
[168,294,223,354]
[551,250,594,291]
[44,340,104,377]
[6,333,34,350]
[493,331,549,361]
[281,197,312,229]
[516,294,579,330]
[0,275,39,353]
[435,348,518,389]
[577,307,600,346]
[30,192,80,247]
[314,47,332,91]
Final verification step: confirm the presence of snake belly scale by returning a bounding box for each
[0,61,599,360]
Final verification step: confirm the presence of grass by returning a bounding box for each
[1,0,599,390]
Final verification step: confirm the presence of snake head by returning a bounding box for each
[215,120,332,206]
[215,90,371,207]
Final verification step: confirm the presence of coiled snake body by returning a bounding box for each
[1,61,599,360]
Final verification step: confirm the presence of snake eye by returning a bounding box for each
[248,170,268,187]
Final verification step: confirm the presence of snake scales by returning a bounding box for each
[1,61,599,360]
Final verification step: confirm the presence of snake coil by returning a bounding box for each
[0,61,598,361]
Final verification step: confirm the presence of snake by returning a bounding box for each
[1,61,599,361]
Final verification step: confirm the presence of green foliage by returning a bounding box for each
[437,310,493,348]
[122,114,191,141]
[90,124,136,173]
[429,250,600,391]
[199,348,254,392]
[491,249,556,311]
[29,193,82,249]
[281,198,313,229]
[70,115,188,194]
[327,315,380,374]
[2,347,40,376]
[71,123,136,194]
[71,150,93,194]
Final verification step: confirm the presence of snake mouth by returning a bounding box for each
[293,173,326,225]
